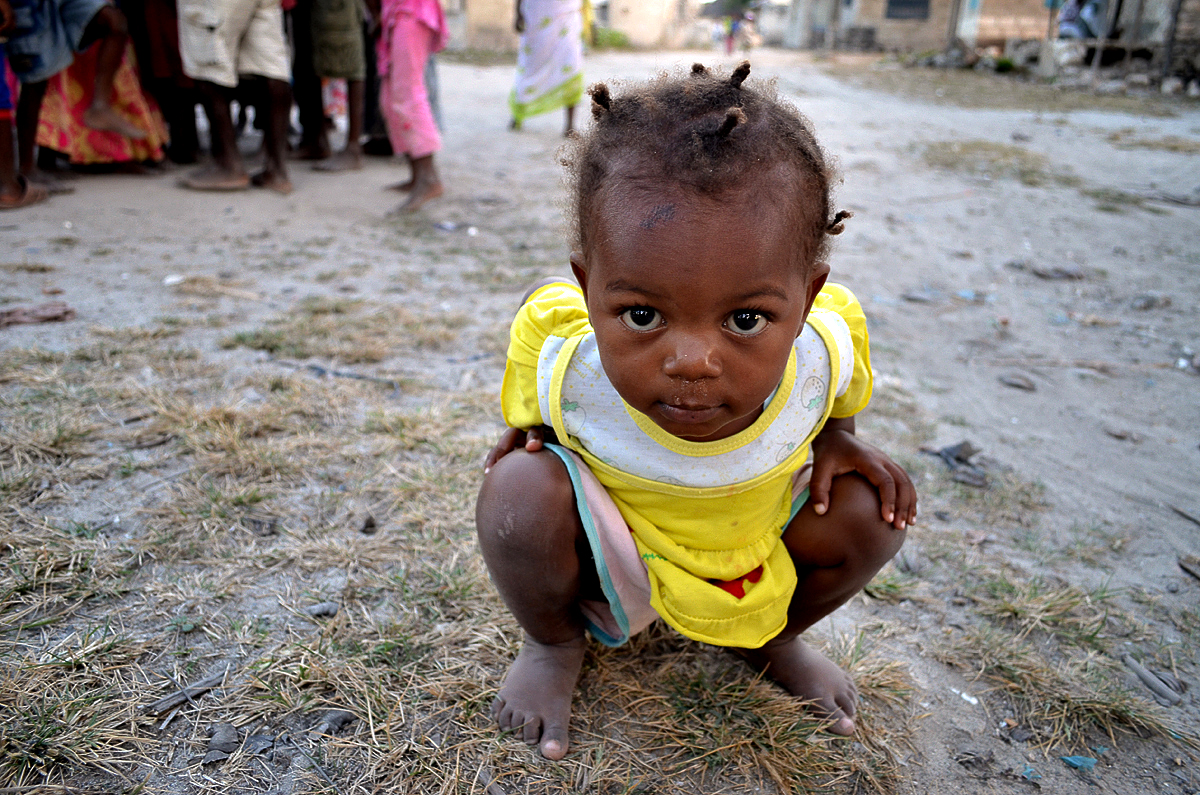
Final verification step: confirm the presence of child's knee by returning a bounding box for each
[476,449,577,551]
[788,473,904,568]
[828,473,906,563]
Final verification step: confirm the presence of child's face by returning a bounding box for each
[572,187,829,443]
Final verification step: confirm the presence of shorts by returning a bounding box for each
[178,0,290,88]
[312,0,365,80]
[544,444,812,648]
[0,47,13,118]
[4,0,108,83]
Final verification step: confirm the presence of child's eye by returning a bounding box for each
[727,310,769,336]
[619,307,664,331]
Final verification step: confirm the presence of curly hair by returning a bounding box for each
[563,61,849,271]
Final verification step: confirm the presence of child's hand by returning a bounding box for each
[483,426,551,474]
[809,424,916,530]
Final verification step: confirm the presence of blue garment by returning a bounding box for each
[0,46,12,112]
[5,0,108,83]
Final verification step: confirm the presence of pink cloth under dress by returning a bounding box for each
[376,0,447,159]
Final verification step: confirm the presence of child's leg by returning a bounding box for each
[476,447,596,760]
[738,473,905,735]
[79,6,147,139]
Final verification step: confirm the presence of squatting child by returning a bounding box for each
[476,62,918,761]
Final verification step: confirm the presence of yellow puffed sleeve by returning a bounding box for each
[500,282,592,429]
[814,283,873,418]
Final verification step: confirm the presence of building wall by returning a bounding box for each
[855,0,955,50]
[464,0,521,49]
[974,0,1050,42]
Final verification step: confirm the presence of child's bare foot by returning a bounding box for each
[312,150,363,172]
[178,164,250,191]
[739,636,857,735]
[82,105,147,140]
[250,170,294,195]
[492,635,586,760]
[390,179,443,213]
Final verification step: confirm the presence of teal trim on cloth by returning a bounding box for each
[788,487,811,525]
[543,444,631,647]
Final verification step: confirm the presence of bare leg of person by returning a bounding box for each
[392,153,442,212]
[564,104,575,136]
[314,79,364,172]
[476,448,595,760]
[15,79,64,190]
[180,80,249,190]
[0,120,49,208]
[250,78,294,193]
[737,474,905,735]
[80,6,147,139]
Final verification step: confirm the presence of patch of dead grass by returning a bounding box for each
[921,140,1059,186]
[822,59,1180,117]
[221,298,468,363]
[1106,129,1200,154]
[936,623,1196,750]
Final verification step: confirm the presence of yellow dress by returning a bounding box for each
[501,282,872,648]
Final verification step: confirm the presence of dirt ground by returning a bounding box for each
[1,49,1198,794]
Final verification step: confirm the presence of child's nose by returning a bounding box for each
[662,334,722,379]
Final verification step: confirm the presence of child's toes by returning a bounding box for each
[539,723,570,760]
[520,713,543,745]
[828,713,855,736]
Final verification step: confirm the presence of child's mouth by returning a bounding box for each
[656,402,723,424]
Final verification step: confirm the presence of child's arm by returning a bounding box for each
[807,416,916,530]
[484,278,579,473]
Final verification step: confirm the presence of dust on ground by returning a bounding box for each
[1,49,1198,795]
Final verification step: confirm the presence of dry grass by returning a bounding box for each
[821,58,1182,117]
[0,321,927,793]
[921,140,1060,187]
[935,623,1193,751]
[221,297,468,364]
[1106,129,1200,154]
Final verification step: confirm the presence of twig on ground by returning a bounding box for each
[146,668,229,715]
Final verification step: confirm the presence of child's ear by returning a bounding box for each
[570,252,589,301]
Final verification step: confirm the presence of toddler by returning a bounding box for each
[476,61,917,761]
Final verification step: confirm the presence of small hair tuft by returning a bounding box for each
[826,209,853,235]
[589,83,612,117]
[691,63,708,76]
[730,61,751,87]
[716,107,747,138]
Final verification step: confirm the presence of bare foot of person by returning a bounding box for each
[291,141,331,160]
[739,636,858,735]
[0,176,50,210]
[250,170,294,195]
[312,150,364,172]
[178,164,250,191]
[492,635,586,760]
[24,169,76,195]
[390,179,443,213]
[82,105,147,140]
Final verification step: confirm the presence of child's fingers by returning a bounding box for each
[807,465,834,516]
[863,460,897,525]
[525,427,544,451]
[885,460,916,529]
[484,428,524,473]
